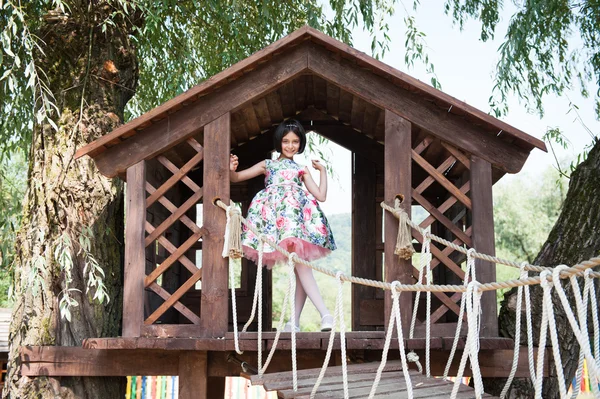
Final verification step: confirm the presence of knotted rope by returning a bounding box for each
[222,204,243,259]
[393,196,415,259]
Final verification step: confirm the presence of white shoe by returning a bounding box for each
[321,314,334,332]
[283,321,300,333]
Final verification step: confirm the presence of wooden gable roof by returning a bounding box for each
[76,26,546,178]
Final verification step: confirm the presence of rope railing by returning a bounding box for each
[215,199,600,295]
[213,198,600,399]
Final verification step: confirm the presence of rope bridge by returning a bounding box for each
[215,199,600,399]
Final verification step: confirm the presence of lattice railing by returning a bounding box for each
[411,135,472,325]
[143,138,205,325]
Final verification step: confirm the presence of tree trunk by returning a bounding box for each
[3,3,139,398]
[484,138,600,398]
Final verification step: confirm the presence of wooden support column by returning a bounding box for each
[201,113,231,337]
[179,351,207,399]
[384,110,412,334]
[123,161,146,337]
[352,153,377,331]
[470,156,498,336]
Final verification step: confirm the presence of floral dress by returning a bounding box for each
[242,158,336,268]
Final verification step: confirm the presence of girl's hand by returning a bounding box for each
[311,159,325,172]
[230,154,239,171]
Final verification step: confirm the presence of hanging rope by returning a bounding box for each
[500,263,528,398]
[552,265,600,397]
[409,232,432,375]
[393,196,415,259]
[222,204,243,259]
[444,248,476,379]
[311,272,348,399]
[368,281,414,399]
[522,262,537,385]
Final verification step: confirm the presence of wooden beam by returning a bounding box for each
[179,352,207,399]
[470,156,498,337]
[20,347,179,376]
[93,43,309,177]
[123,161,146,337]
[352,154,378,331]
[200,113,231,337]
[307,43,529,173]
[384,110,412,335]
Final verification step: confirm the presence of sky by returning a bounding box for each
[302,2,599,216]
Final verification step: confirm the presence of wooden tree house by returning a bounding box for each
[21,26,547,398]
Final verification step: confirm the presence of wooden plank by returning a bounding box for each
[412,190,472,247]
[350,95,367,132]
[361,102,380,137]
[146,150,204,207]
[93,44,309,177]
[338,89,353,123]
[420,182,470,229]
[312,75,327,110]
[145,232,202,287]
[307,43,531,173]
[147,283,201,324]
[200,113,230,337]
[441,141,470,169]
[179,351,207,399]
[145,268,202,324]
[412,150,472,209]
[240,105,261,140]
[279,371,422,398]
[20,347,179,376]
[145,221,198,274]
[123,161,146,337]
[325,82,340,118]
[265,90,284,122]
[293,75,307,111]
[250,360,405,386]
[157,155,201,192]
[145,182,203,235]
[279,81,296,117]
[144,188,203,247]
[414,155,457,194]
[82,337,225,351]
[252,97,272,130]
[470,156,498,337]
[384,110,412,335]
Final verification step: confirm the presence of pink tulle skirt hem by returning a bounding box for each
[243,237,331,269]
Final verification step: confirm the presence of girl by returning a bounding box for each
[229,119,336,332]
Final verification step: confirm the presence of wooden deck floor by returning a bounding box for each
[246,360,497,398]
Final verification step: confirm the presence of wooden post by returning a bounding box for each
[384,110,412,334]
[178,351,207,399]
[352,153,377,331]
[123,161,146,337]
[470,156,498,337]
[200,113,231,337]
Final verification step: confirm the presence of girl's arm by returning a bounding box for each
[230,155,266,183]
[302,160,327,202]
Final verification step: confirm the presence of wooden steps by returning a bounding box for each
[245,360,498,398]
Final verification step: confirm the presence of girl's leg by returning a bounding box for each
[293,270,307,326]
[294,263,331,318]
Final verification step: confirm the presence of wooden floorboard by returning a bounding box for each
[249,361,499,398]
